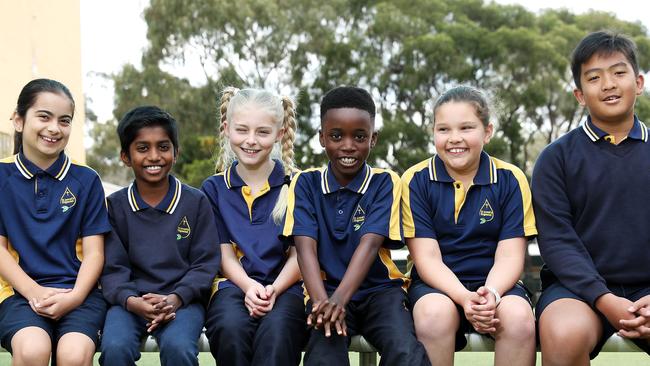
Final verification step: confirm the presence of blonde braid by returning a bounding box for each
[280,96,297,174]
[271,95,298,224]
[215,87,239,173]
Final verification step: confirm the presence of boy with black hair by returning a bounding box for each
[282,86,430,366]
[99,106,220,366]
[533,30,650,365]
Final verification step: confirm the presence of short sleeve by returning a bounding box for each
[359,171,403,248]
[81,174,111,237]
[401,170,437,239]
[281,172,318,241]
[200,177,231,244]
[498,168,537,241]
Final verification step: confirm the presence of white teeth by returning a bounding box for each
[41,136,58,143]
[604,96,619,101]
[448,148,466,153]
[340,157,356,165]
[242,148,259,154]
[145,166,162,172]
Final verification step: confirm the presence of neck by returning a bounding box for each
[236,159,275,189]
[591,113,635,142]
[136,176,171,207]
[22,148,59,171]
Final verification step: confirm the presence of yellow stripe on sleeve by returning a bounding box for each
[373,169,403,241]
[493,159,537,236]
[400,159,430,238]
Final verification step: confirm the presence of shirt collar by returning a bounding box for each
[14,151,71,181]
[320,162,373,195]
[127,175,182,214]
[428,151,497,185]
[581,115,648,143]
[223,159,286,189]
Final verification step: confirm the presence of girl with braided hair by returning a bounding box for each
[200,87,306,366]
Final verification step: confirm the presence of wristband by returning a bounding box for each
[485,286,501,306]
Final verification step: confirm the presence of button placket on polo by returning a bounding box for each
[35,173,49,214]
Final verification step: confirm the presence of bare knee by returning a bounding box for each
[413,294,458,341]
[496,298,535,341]
[57,333,95,366]
[11,327,51,366]
[539,300,600,362]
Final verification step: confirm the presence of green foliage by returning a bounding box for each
[86,0,650,185]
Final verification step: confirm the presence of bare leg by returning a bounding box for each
[539,298,602,366]
[412,293,459,366]
[57,332,96,366]
[493,295,536,366]
[11,327,51,366]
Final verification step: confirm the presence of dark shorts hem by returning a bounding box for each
[535,282,650,359]
[0,289,106,353]
[408,279,532,351]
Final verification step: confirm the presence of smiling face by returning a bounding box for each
[574,51,644,128]
[13,91,74,170]
[433,101,492,181]
[225,104,284,171]
[121,125,176,187]
[319,108,377,187]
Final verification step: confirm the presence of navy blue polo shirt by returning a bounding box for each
[201,160,302,298]
[402,151,537,282]
[282,162,407,301]
[532,116,650,306]
[101,175,220,307]
[0,152,111,303]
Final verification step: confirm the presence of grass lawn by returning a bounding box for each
[0,352,648,365]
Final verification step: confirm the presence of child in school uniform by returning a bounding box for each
[200,88,306,366]
[533,30,650,365]
[99,106,220,366]
[282,86,430,366]
[402,86,537,366]
[0,78,111,365]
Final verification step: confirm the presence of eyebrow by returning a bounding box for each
[35,110,73,119]
[583,61,628,75]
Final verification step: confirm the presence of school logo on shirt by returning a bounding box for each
[177,216,191,240]
[60,187,77,212]
[352,205,366,231]
[479,199,494,224]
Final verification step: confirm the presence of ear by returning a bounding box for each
[573,88,587,107]
[318,128,325,148]
[173,146,180,163]
[12,111,24,132]
[120,151,132,167]
[636,73,645,96]
[483,123,494,145]
[222,121,230,138]
[276,126,285,143]
[370,131,378,149]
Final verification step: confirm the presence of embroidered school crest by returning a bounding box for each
[177,216,191,240]
[352,205,366,231]
[479,199,494,224]
[60,187,77,212]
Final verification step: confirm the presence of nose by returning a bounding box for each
[449,129,462,143]
[341,136,356,152]
[601,73,616,91]
[244,131,257,146]
[46,120,61,134]
[147,147,161,161]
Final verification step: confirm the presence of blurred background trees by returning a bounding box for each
[88,0,650,187]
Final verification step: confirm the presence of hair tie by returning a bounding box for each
[283,175,292,186]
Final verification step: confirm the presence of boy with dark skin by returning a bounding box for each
[283,86,429,366]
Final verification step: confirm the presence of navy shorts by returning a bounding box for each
[536,282,650,359]
[408,279,532,351]
[0,289,107,353]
